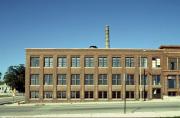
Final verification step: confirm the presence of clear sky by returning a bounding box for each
[0,0,180,78]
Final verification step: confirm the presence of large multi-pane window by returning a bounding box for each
[98,91,107,98]
[112,74,121,85]
[126,91,134,98]
[71,57,80,67]
[152,75,161,85]
[152,57,160,68]
[112,91,121,99]
[44,57,53,67]
[57,91,66,98]
[30,74,39,85]
[44,91,53,98]
[84,74,93,85]
[98,74,107,85]
[168,75,176,88]
[84,91,93,98]
[125,57,134,67]
[140,57,147,67]
[112,57,121,67]
[30,57,40,67]
[71,91,80,99]
[57,74,66,85]
[30,91,39,98]
[98,57,107,67]
[58,57,67,67]
[85,57,94,67]
[168,58,177,70]
[139,75,148,85]
[126,74,134,85]
[44,74,53,85]
[71,74,80,85]
[178,58,180,70]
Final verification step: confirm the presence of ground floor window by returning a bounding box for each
[112,91,121,99]
[71,91,80,99]
[152,88,161,99]
[84,91,93,99]
[44,91,53,99]
[98,91,107,98]
[126,91,134,98]
[30,91,39,98]
[168,92,176,96]
[57,91,66,98]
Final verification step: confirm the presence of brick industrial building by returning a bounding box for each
[25,26,180,102]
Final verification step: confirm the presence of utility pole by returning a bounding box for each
[124,73,126,114]
[139,56,142,101]
[144,69,146,101]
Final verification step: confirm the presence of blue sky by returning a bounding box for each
[0,0,180,78]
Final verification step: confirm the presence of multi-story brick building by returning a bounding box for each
[25,45,180,103]
[25,26,180,102]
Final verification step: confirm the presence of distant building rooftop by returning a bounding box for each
[159,45,180,49]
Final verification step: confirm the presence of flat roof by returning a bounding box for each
[159,45,180,49]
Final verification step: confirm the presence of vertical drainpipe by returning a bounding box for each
[105,25,110,48]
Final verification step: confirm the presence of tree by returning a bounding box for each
[4,64,25,93]
[0,72,1,79]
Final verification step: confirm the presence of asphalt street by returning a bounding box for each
[0,101,180,116]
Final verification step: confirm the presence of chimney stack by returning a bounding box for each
[105,25,110,48]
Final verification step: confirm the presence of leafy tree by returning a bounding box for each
[4,64,25,93]
[0,72,1,79]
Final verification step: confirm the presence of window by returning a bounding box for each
[84,74,93,85]
[44,57,53,67]
[71,57,80,67]
[85,57,94,67]
[168,92,176,96]
[58,57,67,67]
[30,91,39,98]
[178,58,180,70]
[44,91,53,98]
[126,91,134,98]
[44,74,53,85]
[152,57,160,68]
[30,57,39,67]
[168,58,177,70]
[139,75,148,85]
[98,74,107,85]
[126,74,134,85]
[140,57,147,68]
[112,57,121,67]
[98,57,107,67]
[57,91,66,98]
[71,74,80,85]
[125,57,134,67]
[168,75,176,88]
[112,74,121,85]
[57,74,66,85]
[84,91,93,98]
[30,74,39,85]
[98,91,107,98]
[71,91,80,98]
[152,75,161,85]
[112,91,121,99]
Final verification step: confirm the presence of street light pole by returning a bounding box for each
[144,69,146,101]
[124,73,126,114]
[140,56,142,101]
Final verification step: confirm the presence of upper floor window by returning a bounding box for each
[112,57,121,67]
[71,74,80,85]
[98,74,107,85]
[44,74,53,85]
[58,57,67,67]
[168,75,176,88]
[30,57,39,67]
[140,57,147,68]
[126,74,134,85]
[152,57,160,68]
[85,57,94,67]
[139,75,148,85]
[71,57,80,67]
[84,74,93,85]
[44,57,53,67]
[98,57,107,67]
[152,75,160,85]
[57,74,66,85]
[112,74,121,85]
[168,58,177,70]
[30,74,39,85]
[125,57,134,67]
